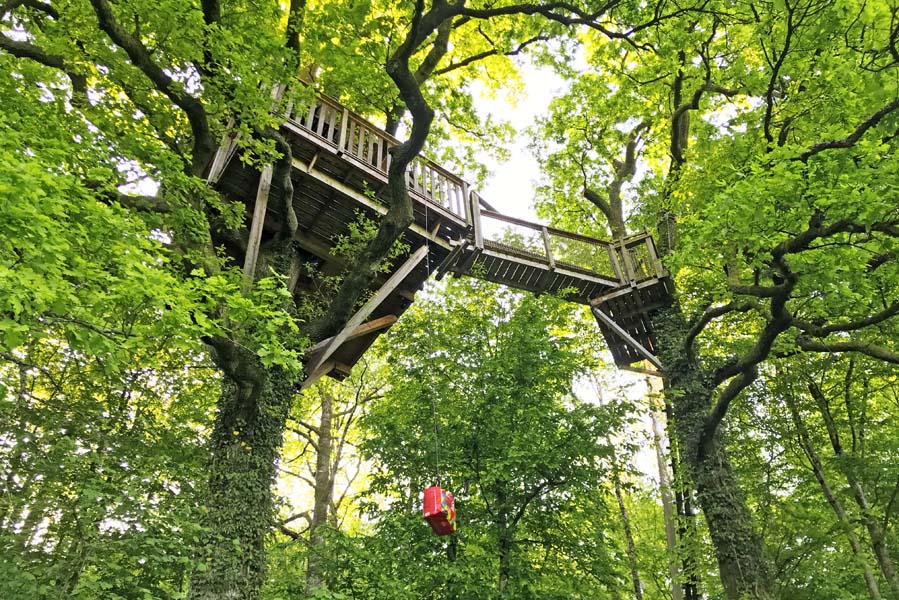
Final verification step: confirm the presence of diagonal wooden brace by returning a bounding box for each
[301,245,429,390]
[592,305,664,372]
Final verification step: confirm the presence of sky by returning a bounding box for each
[465,61,663,481]
[472,62,564,221]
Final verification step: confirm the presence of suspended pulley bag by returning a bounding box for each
[423,486,456,536]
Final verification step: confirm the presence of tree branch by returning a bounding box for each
[797,98,899,162]
[793,300,899,337]
[0,33,86,94]
[797,337,899,364]
[432,34,550,76]
[684,301,755,356]
[88,0,214,175]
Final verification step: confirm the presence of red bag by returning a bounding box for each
[423,486,456,536]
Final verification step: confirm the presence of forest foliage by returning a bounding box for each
[2,0,899,599]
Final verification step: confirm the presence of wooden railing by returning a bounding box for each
[285,93,665,285]
[478,211,665,285]
[288,96,469,222]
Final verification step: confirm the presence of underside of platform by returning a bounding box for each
[210,91,674,383]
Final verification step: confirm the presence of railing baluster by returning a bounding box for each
[338,108,349,152]
[541,227,555,266]
[315,105,327,137]
[328,106,338,143]
[355,125,365,160]
[430,171,438,203]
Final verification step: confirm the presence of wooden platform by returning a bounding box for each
[209,90,673,383]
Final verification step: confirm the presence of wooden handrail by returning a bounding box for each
[280,88,667,287]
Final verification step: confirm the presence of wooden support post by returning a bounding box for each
[307,151,320,173]
[303,315,398,365]
[541,226,555,269]
[470,191,484,249]
[592,306,664,371]
[301,360,336,392]
[608,243,624,284]
[303,245,429,382]
[242,164,274,290]
[436,239,468,280]
[207,126,239,185]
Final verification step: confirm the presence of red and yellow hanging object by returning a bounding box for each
[423,486,456,536]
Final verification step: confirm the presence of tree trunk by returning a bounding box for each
[188,343,295,600]
[655,308,772,600]
[611,459,644,600]
[649,387,684,600]
[785,391,881,599]
[810,381,899,597]
[305,387,335,595]
[498,527,512,597]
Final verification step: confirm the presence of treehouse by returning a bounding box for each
[207,89,672,383]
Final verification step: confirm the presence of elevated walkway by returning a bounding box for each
[208,90,671,384]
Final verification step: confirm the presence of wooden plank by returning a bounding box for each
[435,239,468,280]
[592,306,664,371]
[242,164,274,289]
[305,245,429,379]
[541,226,555,271]
[304,315,398,360]
[300,360,335,392]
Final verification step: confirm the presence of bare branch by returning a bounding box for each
[684,301,755,356]
[432,34,550,76]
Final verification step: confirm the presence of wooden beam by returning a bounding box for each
[435,239,468,280]
[242,164,274,290]
[304,245,429,379]
[291,156,453,249]
[300,360,335,392]
[470,191,484,249]
[620,364,663,378]
[592,306,664,371]
[304,315,398,360]
[207,133,239,184]
[541,226,555,270]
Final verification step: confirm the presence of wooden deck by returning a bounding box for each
[209,89,672,382]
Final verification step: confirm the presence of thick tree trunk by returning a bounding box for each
[655,309,772,600]
[305,388,334,595]
[188,343,295,600]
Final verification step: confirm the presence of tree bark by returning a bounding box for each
[305,387,335,595]
[655,309,772,600]
[649,386,684,600]
[187,342,295,600]
[785,390,881,599]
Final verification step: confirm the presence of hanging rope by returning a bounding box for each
[422,189,441,487]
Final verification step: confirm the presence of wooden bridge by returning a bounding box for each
[207,89,672,385]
